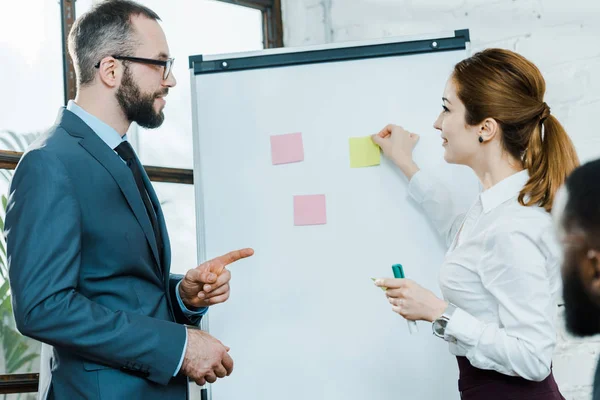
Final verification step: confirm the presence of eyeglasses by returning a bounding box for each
[94,55,175,80]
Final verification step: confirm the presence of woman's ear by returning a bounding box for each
[479,118,499,143]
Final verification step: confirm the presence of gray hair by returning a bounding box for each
[67,0,161,87]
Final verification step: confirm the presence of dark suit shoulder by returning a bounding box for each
[27,123,79,157]
[13,127,75,179]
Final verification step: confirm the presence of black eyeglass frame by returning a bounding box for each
[94,55,175,80]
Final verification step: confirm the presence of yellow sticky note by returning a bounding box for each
[349,136,381,168]
[371,277,387,291]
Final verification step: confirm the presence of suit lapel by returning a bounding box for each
[59,108,162,270]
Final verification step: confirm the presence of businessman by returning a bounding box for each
[5,1,253,398]
[553,158,600,399]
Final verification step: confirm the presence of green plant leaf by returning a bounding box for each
[2,327,37,373]
[0,280,9,302]
[1,294,14,323]
[7,352,37,373]
[0,239,6,259]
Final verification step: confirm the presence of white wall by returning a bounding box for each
[279,0,600,399]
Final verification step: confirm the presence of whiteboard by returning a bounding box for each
[189,30,479,400]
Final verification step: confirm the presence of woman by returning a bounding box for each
[372,48,579,399]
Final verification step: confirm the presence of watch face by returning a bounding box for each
[433,319,448,336]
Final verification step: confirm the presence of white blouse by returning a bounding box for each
[408,169,562,382]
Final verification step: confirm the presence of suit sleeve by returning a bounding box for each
[6,149,185,385]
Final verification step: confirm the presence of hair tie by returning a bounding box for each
[540,102,551,123]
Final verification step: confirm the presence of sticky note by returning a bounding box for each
[270,133,304,165]
[371,277,387,291]
[293,195,327,226]
[349,136,380,168]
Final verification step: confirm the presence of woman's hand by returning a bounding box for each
[374,278,447,322]
[371,124,420,179]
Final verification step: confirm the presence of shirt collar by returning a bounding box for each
[480,170,530,213]
[66,100,126,150]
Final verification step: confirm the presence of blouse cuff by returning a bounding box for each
[445,307,485,346]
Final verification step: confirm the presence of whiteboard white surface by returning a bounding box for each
[191,41,480,400]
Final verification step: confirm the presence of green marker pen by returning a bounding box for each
[392,264,419,335]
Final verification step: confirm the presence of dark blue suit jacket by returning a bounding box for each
[6,108,201,399]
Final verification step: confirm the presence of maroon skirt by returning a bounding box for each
[456,356,565,400]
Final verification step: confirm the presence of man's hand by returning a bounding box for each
[179,248,254,309]
[181,328,234,386]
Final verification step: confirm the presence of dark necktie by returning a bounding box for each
[114,141,163,262]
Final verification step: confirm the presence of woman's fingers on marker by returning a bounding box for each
[391,306,406,316]
[389,298,406,308]
[385,288,403,298]
[375,278,405,289]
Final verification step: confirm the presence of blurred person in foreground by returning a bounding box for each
[553,158,600,400]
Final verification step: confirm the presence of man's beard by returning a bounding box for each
[563,254,600,336]
[116,66,167,129]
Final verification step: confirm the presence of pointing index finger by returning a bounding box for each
[212,248,254,275]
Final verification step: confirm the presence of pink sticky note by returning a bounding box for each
[270,133,304,165]
[294,195,327,226]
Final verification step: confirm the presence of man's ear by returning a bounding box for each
[584,250,600,300]
[479,118,500,143]
[97,57,120,88]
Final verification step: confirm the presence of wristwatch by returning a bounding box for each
[432,303,457,342]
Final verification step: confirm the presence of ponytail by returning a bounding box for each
[521,114,579,212]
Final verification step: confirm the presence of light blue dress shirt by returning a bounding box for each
[66,100,207,376]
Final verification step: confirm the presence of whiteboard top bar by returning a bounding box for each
[189,29,470,75]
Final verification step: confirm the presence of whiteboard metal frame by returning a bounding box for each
[189,29,469,74]
[188,29,471,400]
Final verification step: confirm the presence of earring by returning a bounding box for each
[478,136,484,143]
